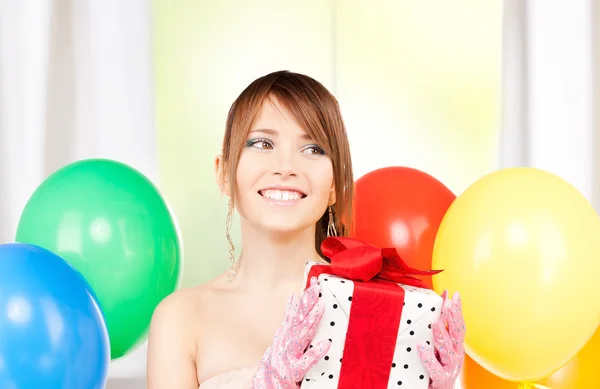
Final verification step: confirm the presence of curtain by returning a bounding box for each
[499,0,599,208]
[0,0,155,383]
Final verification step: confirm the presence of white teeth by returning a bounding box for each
[261,190,302,201]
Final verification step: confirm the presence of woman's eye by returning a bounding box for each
[303,145,326,155]
[246,138,273,150]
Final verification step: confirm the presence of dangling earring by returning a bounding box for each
[327,206,338,237]
[225,198,237,282]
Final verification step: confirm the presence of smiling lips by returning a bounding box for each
[259,188,306,206]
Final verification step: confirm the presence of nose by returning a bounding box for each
[272,147,297,177]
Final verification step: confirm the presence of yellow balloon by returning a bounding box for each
[432,167,600,382]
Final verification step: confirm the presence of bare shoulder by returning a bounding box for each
[152,286,203,320]
[146,282,222,389]
[148,282,220,344]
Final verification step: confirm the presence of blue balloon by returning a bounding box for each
[0,243,109,389]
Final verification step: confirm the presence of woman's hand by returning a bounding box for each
[418,291,466,389]
[250,277,330,389]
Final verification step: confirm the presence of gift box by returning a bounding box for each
[300,237,443,389]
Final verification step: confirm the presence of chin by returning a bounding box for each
[238,202,322,237]
[254,219,316,237]
[262,224,311,236]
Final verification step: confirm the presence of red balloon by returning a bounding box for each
[352,167,455,288]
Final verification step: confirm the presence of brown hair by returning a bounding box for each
[220,70,354,258]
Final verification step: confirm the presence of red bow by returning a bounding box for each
[320,236,443,289]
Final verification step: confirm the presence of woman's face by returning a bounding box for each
[233,96,335,235]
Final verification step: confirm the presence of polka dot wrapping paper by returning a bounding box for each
[300,261,442,389]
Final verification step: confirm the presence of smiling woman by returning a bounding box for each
[217,71,354,263]
[222,96,336,244]
[146,70,464,389]
[146,70,355,389]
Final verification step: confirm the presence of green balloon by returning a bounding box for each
[15,159,181,360]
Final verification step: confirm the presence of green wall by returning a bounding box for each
[151,0,501,287]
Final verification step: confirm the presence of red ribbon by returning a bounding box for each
[306,236,442,290]
[306,237,443,388]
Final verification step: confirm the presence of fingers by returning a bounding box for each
[419,342,456,389]
[298,278,322,323]
[433,291,466,376]
[283,279,320,340]
[282,279,325,355]
[254,278,326,388]
[431,318,455,368]
[292,339,332,380]
[417,342,445,383]
[446,293,466,356]
[295,300,325,352]
[302,339,332,368]
[296,278,321,318]
[442,293,452,323]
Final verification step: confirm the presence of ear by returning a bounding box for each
[215,154,230,196]
[328,184,336,207]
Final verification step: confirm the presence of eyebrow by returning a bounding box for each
[249,128,313,140]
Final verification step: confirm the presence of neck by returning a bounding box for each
[232,221,324,293]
